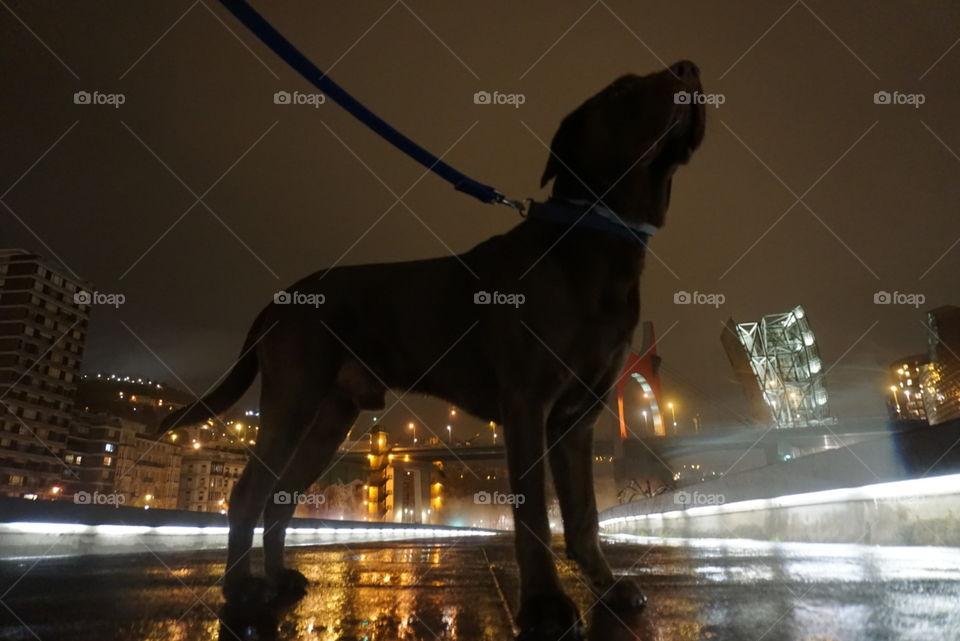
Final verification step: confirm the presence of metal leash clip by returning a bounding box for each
[494,193,529,216]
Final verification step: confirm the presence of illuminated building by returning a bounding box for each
[364,429,442,524]
[66,413,181,509]
[888,355,928,422]
[920,305,960,426]
[0,249,89,499]
[177,449,246,513]
[723,305,835,429]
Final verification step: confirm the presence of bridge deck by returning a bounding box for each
[2,534,959,640]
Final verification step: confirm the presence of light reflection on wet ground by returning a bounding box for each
[2,534,960,640]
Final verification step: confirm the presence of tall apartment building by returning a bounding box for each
[0,249,88,499]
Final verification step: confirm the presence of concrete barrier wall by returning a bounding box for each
[600,421,960,546]
[0,497,498,559]
[600,476,960,546]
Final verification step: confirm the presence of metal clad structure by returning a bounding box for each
[732,306,834,429]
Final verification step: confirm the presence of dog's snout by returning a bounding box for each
[670,60,699,80]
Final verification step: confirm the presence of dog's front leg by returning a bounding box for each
[547,410,646,614]
[502,402,584,640]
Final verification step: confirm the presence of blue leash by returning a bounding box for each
[220,0,521,210]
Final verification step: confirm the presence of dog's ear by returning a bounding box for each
[540,105,587,188]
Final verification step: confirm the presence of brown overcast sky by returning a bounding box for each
[2,1,959,436]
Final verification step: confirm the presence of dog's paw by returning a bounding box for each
[273,568,309,599]
[223,575,275,607]
[598,577,647,613]
[516,592,585,641]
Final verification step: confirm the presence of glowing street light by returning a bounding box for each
[408,422,417,444]
[890,386,902,415]
[446,424,452,443]
[667,402,677,429]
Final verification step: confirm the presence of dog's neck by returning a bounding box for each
[562,198,658,240]
[549,173,663,228]
[528,198,657,247]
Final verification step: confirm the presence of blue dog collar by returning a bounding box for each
[527,198,657,247]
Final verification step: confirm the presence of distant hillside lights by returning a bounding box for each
[83,373,163,391]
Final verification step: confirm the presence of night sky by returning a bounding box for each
[2,1,958,435]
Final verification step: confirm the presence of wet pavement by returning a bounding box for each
[2,533,960,641]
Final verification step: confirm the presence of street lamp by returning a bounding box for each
[407,422,417,444]
[667,402,677,430]
[890,386,901,415]
[446,424,452,443]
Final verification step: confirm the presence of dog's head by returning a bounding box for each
[540,60,705,228]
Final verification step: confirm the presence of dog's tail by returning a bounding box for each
[155,310,268,434]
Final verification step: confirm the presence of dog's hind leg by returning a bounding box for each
[260,390,359,596]
[501,401,584,640]
[222,373,324,605]
[547,404,646,613]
